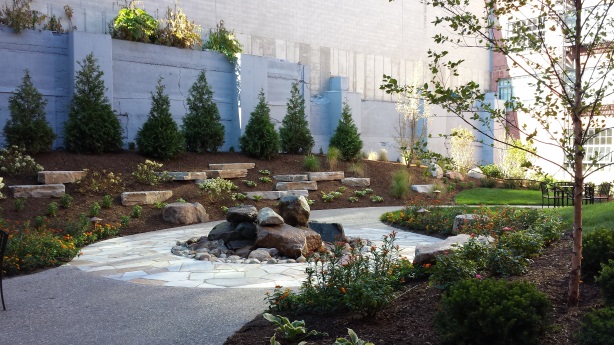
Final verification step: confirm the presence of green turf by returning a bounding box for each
[551,202,614,232]
[455,188,542,205]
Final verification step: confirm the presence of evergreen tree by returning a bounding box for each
[279,82,314,154]
[4,69,56,154]
[239,90,279,160]
[182,70,225,153]
[136,79,185,160]
[329,102,363,160]
[64,53,123,153]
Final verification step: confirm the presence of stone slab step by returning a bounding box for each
[276,181,318,191]
[273,174,308,182]
[202,169,248,179]
[341,177,370,187]
[9,184,65,198]
[161,172,208,181]
[411,184,434,193]
[245,190,309,200]
[121,190,173,206]
[308,171,344,181]
[38,171,86,184]
[208,163,255,170]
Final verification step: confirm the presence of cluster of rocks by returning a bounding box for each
[172,195,338,264]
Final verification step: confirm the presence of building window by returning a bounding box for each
[507,17,544,38]
[583,128,613,167]
[497,78,513,111]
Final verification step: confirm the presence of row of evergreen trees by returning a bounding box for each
[4,53,362,161]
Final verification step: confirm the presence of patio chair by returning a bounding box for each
[594,182,612,203]
[0,229,7,311]
[583,184,595,205]
[541,182,561,208]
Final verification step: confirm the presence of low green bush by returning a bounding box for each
[481,177,497,188]
[303,154,320,172]
[429,252,480,290]
[596,260,614,305]
[0,145,43,176]
[498,230,544,258]
[132,160,173,186]
[389,168,411,199]
[436,278,551,345]
[480,164,503,178]
[582,227,614,281]
[486,247,529,277]
[576,307,614,345]
[198,177,237,201]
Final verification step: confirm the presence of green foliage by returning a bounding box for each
[481,178,497,188]
[110,2,158,43]
[202,20,242,63]
[131,205,142,218]
[76,169,124,195]
[480,164,503,178]
[136,79,185,160]
[449,127,475,173]
[582,227,614,281]
[119,215,130,228]
[259,169,271,175]
[239,91,280,160]
[259,176,272,183]
[577,307,614,345]
[89,202,101,217]
[429,251,480,290]
[334,329,375,345]
[329,103,363,160]
[242,180,257,187]
[132,160,172,186]
[485,247,529,277]
[436,278,551,345]
[59,194,73,209]
[47,202,58,217]
[157,4,202,49]
[303,154,321,171]
[13,198,25,211]
[596,260,614,305]
[347,161,365,177]
[64,53,123,153]
[0,145,43,176]
[0,0,45,33]
[262,313,327,342]
[370,195,384,202]
[182,70,225,153]
[153,201,167,209]
[327,147,340,170]
[279,82,314,154]
[390,168,411,198]
[497,230,544,258]
[4,70,56,154]
[198,177,237,201]
[100,195,113,209]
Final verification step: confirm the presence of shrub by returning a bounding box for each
[436,278,551,345]
[132,160,172,186]
[89,202,101,217]
[182,70,225,153]
[239,90,280,159]
[582,227,614,281]
[481,177,497,188]
[59,194,73,209]
[0,145,43,176]
[64,53,123,153]
[497,230,544,258]
[157,4,202,49]
[486,247,530,277]
[480,164,503,178]
[203,20,242,63]
[4,69,56,154]
[47,202,58,217]
[136,79,185,160]
[329,103,363,160]
[198,177,237,201]
[131,205,142,218]
[13,197,25,211]
[429,252,480,290]
[347,161,365,177]
[101,195,113,209]
[303,154,320,172]
[279,82,314,154]
[576,307,614,345]
[76,169,124,195]
[596,260,614,305]
[0,0,45,33]
[449,127,474,172]
[366,150,378,161]
[378,148,388,161]
[120,215,130,228]
[109,2,158,43]
[327,147,341,170]
[390,168,411,198]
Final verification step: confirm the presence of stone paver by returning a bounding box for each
[68,207,441,289]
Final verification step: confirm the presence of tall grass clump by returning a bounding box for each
[390,168,411,198]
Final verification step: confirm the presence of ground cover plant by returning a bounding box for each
[455,187,541,205]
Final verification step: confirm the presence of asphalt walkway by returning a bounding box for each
[0,207,440,345]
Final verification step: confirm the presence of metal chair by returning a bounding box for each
[541,182,561,208]
[0,229,7,311]
[583,184,595,205]
[594,182,612,203]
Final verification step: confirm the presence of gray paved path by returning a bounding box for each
[0,207,440,345]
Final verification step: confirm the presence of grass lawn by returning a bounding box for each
[455,188,541,205]
[552,201,614,232]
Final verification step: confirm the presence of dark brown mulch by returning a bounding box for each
[224,238,604,345]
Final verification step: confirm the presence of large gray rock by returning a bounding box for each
[38,171,85,184]
[467,167,486,179]
[411,184,434,193]
[121,191,172,206]
[413,234,493,265]
[207,222,241,244]
[445,171,465,182]
[9,184,65,198]
[308,171,344,181]
[226,205,258,223]
[236,222,257,240]
[341,177,370,187]
[162,202,208,225]
[428,163,444,179]
[257,207,284,226]
[308,222,346,243]
[255,223,322,259]
[278,195,310,226]
[452,214,486,234]
[248,249,272,261]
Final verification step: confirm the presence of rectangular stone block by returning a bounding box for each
[276,181,318,191]
[411,184,434,194]
[38,171,86,184]
[203,169,248,179]
[10,184,65,198]
[308,171,344,181]
[163,172,208,181]
[208,163,255,170]
[121,191,173,206]
[341,177,371,187]
[273,174,308,182]
[245,190,309,200]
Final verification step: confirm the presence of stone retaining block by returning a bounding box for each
[38,171,85,184]
[162,172,208,181]
[411,184,434,193]
[308,171,344,181]
[121,191,173,206]
[341,177,370,187]
[245,190,309,200]
[276,181,318,191]
[10,184,65,198]
[273,174,308,182]
[208,163,255,170]
[202,169,248,179]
